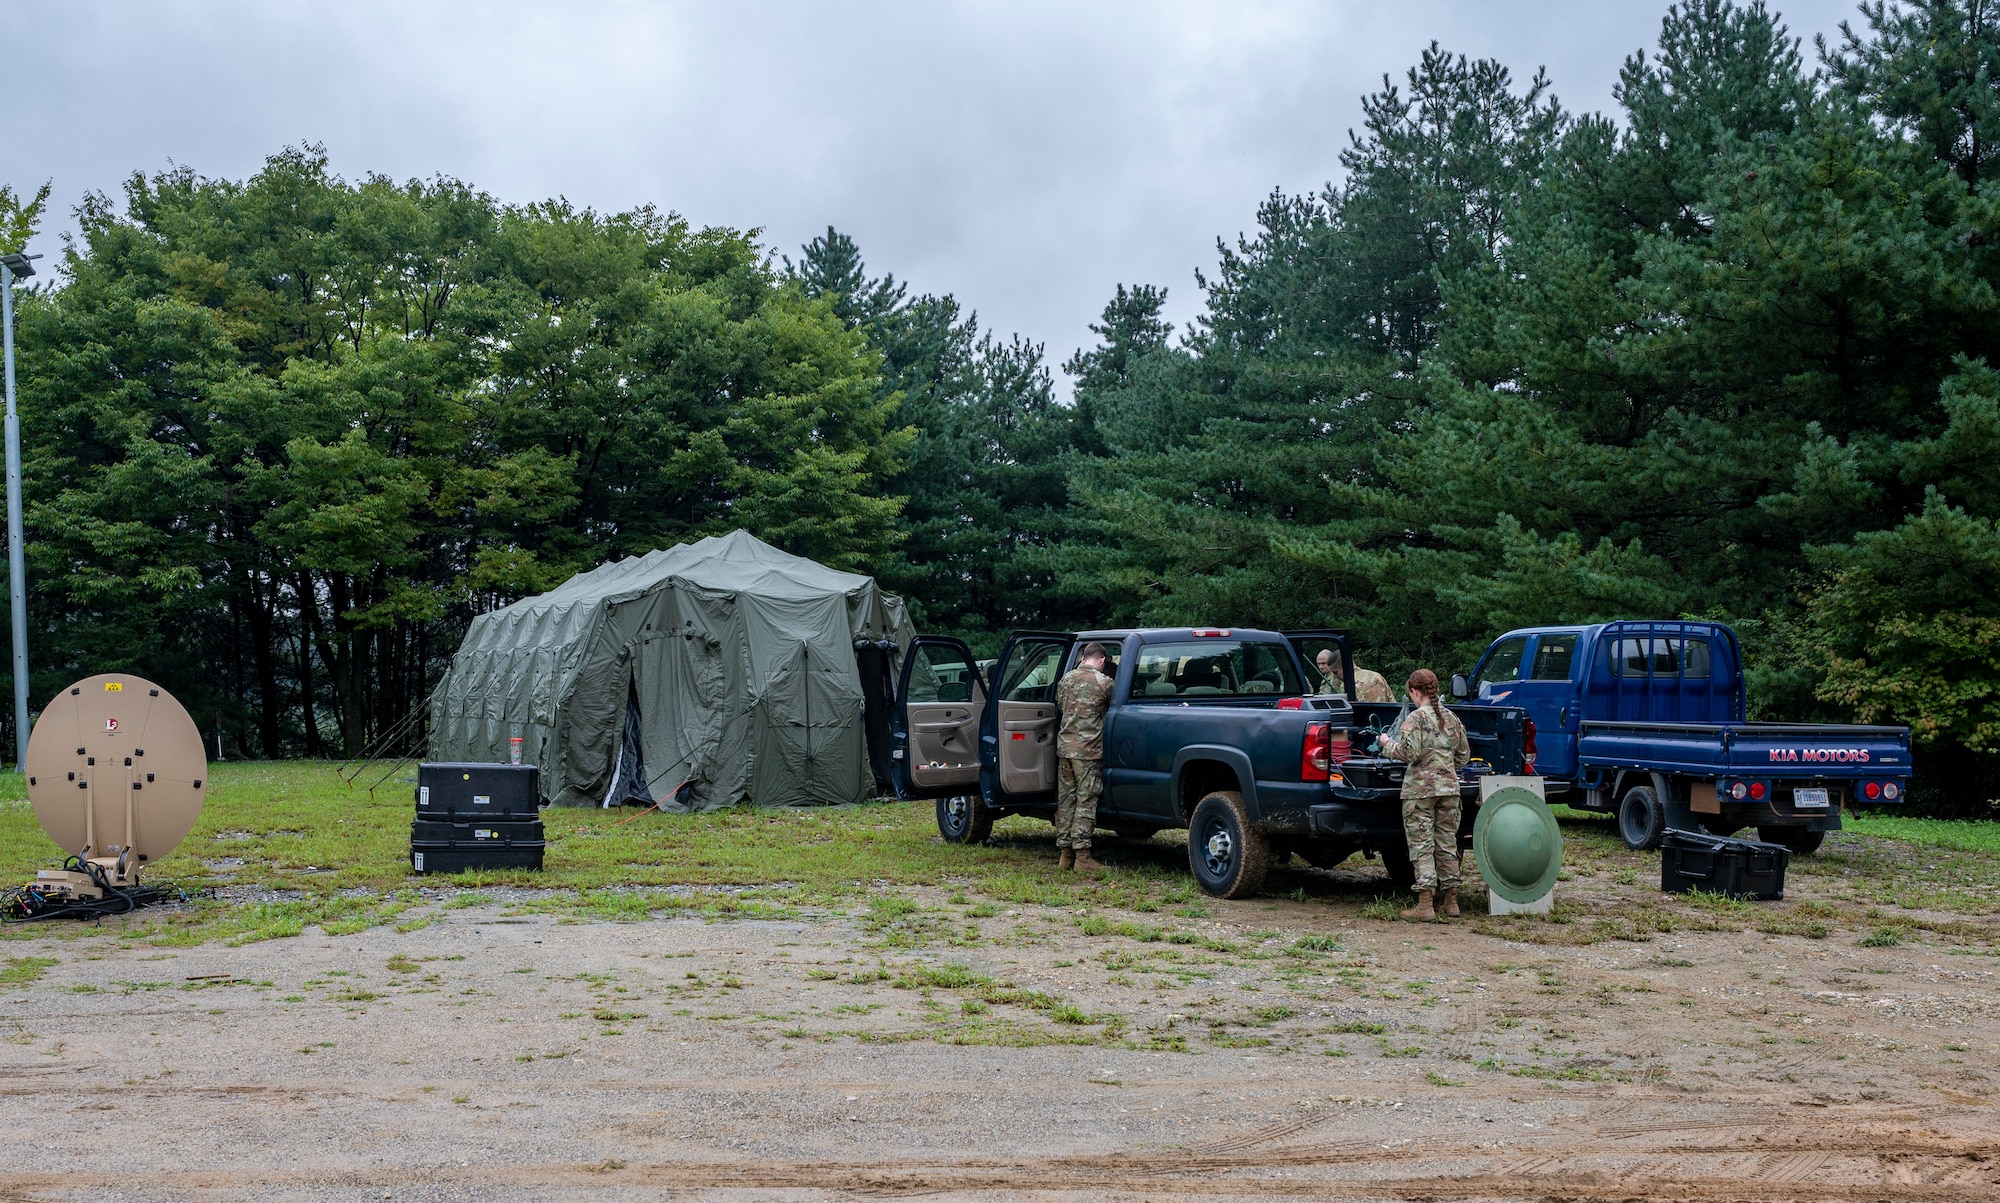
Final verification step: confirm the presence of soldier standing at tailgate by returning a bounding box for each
[1054,642,1114,874]
[1377,668,1470,921]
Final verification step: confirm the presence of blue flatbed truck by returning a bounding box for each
[887,628,1529,898]
[1451,620,1913,854]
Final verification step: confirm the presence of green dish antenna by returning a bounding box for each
[1474,784,1563,904]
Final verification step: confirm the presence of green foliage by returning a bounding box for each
[14,148,904,755]
[0,181,49,256]
[1028,0,2000,810]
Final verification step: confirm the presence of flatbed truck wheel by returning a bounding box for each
[935,794,993,845]
[1618,784,1667,851]
[1187,791,1269,899]
[1758,826,1825,855]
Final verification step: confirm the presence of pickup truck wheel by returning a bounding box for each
[1297,839,1351,871]
[935,794,993,845]
[1758,826,1825,855]
[1382,844,1417,892]
[1187,791,1270,899]
[1617,785,1667,851]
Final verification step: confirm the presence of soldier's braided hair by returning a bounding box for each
[1406,668,1444,724]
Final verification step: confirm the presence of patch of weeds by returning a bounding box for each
[1425,1071,1462,1086]
[1208,1033,1272,1049]
[0,957,57,986]
[1860,927,1903,947]
[1380,1043,1425,1057]
[386,954,420,974]
[1327,1020,1387,1036]
[1357,896,1405,922]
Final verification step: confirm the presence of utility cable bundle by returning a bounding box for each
[3,856,186,922]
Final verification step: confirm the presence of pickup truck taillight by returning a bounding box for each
[1302,722,1332,781]
[1522,717,1537,775]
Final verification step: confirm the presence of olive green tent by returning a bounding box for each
[431,531,914,809]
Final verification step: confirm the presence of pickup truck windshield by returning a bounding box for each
[1127,640,1302,701]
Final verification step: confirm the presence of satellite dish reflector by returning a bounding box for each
[1473,783,1563,905]
[22,674,206,894]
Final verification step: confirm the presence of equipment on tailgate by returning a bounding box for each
[7,674,204,919]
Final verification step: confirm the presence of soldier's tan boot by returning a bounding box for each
[1438,887,1460,918]
[1059,848,1075,871]
[1399,890,1435,922]
[1073,850,1103,876]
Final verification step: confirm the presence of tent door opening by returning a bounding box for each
[602,681,658,808]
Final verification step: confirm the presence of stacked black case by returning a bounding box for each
[410,762,545,873]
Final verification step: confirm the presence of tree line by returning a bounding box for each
[3,0,1996,812]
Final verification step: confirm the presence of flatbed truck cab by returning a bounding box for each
[888,627,1530,898]
[1453,620,1913,854]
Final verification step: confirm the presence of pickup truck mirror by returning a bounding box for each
[1450,673,1469,700]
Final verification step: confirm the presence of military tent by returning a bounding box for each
[431,530,914,809]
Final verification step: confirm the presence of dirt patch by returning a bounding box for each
[0,857,1994,1201]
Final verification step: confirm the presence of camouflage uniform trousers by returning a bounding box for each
[1402,793,1463,891]
[1055,756,1103,850]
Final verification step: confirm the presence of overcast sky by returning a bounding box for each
[4,0,1863,387]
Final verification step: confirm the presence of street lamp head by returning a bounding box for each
[0,253,40,279]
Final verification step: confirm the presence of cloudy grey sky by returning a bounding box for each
[4,0,1862,384]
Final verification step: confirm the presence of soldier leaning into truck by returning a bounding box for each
[1053,642,1115,874]
[1378,667,1470,922]
[1313,649,1395,702]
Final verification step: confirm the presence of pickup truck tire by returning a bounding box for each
[935,794,993,845]
[1187,791,1270,899]
[1297,839,1351,871]
[1382,847,1417,893]
[1617,785,1668,851]
[1758,826,1825,855]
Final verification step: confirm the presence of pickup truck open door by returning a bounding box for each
[1283,630,1356,696]
[983,632,1076,807]
[889,637,987,801]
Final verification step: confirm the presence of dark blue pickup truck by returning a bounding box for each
[889,628,1530,898]
[1452,620,1913,854]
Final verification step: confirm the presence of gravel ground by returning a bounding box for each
[0,882,1996,1202]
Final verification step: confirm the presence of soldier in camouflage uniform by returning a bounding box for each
[1311,650,1395,702]
[1378,668,1470,921]
[1352,666,1395,703]
[1054,642,1115,874]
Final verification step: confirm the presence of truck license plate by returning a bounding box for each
[1794,788,1830,809]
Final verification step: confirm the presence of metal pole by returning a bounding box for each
[2,262,27,771]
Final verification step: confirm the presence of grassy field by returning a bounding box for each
[1,762,1995,947]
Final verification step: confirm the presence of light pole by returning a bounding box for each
[0,250,38,771]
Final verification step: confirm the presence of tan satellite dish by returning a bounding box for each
[21,674,206,899]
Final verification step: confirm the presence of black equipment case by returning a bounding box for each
[410,818,545,874]
[416,762,541,819]
[411,763,545,874]
[1660,829,1790,901]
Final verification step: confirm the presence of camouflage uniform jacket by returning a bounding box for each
[1385,703,1470,798]
[1352,668,1395,703]
[1055,667,1115,759]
